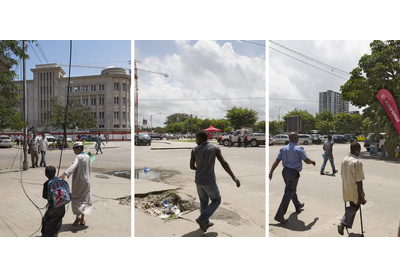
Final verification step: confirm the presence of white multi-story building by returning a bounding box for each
[319,90,349,115]
[14,63,130,133]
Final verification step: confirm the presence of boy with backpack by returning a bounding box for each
[41,166,71,237]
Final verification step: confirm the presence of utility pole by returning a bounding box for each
[22,41,29,170]
[275,106,282,122]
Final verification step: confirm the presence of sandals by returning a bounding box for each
[72,218,81,227]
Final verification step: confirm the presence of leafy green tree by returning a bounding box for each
[315,110,334,134]
[43,97,97,131]
[254,121,265,133]
[341,40,400,155]
[282,109,315,133]
[164,113,190,125]
[0,40,31,130]
[225,106,258,130]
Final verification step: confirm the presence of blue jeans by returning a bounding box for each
[196,182,221,223]
[40,150,46,166]
[320,154,336,173]
[275,167,302,219]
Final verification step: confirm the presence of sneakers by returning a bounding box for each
[196,218,211,232]
[320,172,325,175]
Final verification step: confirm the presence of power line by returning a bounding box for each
[269,40,351,75]
[240,40,266,47]
[269,46,349,81]
[140,97,265,102]
[269,97,318,103]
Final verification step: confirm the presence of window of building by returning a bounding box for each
[114,112,119,119]
[91,98,96,106]
[99,97,104,105]
[114,83,119,90]
[90,85,96,91]
[114,97,119,105]
[99,84,104,91]
[74,86,80,92]
[114,124,120,128]
[122,97,126,106]
[122,112,126,119]
[99,125,105,129]
[99,112,105,119]
[83,98,88,106]
[83,86,88,92]
[92,112,97,119]
[122,83,126,91]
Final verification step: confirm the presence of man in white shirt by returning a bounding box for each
[39,133,52,167]
[337,142,366,235]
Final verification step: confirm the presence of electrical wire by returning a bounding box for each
[269,40,351,76]
[140,97,265,102]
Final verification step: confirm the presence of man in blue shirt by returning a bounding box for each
[269,133,316,223]
[190,131,240,232]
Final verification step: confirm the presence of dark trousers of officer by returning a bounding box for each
[275,167,302,219]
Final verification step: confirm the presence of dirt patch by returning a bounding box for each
[115,196,131,206]
[135,190,196,219]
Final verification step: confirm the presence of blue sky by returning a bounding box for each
[135,40,266,128]
[12,40,131,80]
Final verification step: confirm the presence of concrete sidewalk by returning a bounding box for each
[0,167,131,237]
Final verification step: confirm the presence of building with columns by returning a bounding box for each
[14,63,130,133]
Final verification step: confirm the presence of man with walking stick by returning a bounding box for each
[337,142,367,236]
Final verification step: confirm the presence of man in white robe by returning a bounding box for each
[60,142,92,226]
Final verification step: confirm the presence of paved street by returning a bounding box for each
[0,141,131,237]
[135,140,266,237]
[269,142,400,237]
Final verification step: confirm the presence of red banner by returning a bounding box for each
[376,89,400,136]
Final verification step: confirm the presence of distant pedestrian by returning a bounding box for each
[95,134,105,154]
[41,166,66,237]
[105,134,109,144]
[269,133,316,224]
[229,133,232,147]
[39,133,52,167]
[337,142,367,236]
[190,130,240,232]
[15,136,19,147]
[60,142,92,227]
[320,135,337,175]
[29,133,39,168]
[122,135,125,141]
[244,132,248,148]
[237,132,242,147]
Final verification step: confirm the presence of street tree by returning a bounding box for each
[225,106,258,130]
[43,97,97,131]
[315,110,334,134]
[0,40,31,130]
[341,40,400,155]
[164,113,190,125]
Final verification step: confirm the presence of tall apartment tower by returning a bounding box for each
[14,63,130,133]
[319,90,349,115]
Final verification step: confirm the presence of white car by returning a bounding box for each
[298,134,312,145]
[0,135,13,148]
[273,134,289,145]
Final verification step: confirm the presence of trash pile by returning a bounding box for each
[144,199,184,219]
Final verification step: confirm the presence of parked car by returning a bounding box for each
[164,133,174,140]
[55,135,72,143]
[135,132,151,146]
[273,134,290,145]
[217,136,223,145]
[149,133,163,140]
[320,135,329,143]
[311,135,322,145]
[357,134,366,141]
[298,134,312,145]
[45,133,56,142]
[364,133,387,151]
[0,135,13,148]
[344,134,357,143]
[269,135,274,145]
[333,135,348,143]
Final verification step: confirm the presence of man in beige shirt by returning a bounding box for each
[338,142,367,235]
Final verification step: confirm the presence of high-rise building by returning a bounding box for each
[319,90,349,115]
[14,63,130,133]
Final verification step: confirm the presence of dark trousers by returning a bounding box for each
[41,206,65,237]
[340,201,360,229]
[275,167,302,219]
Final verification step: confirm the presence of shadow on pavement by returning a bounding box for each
[60,223,89,234]
[269,213,319,232]
[182,229,218,237]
